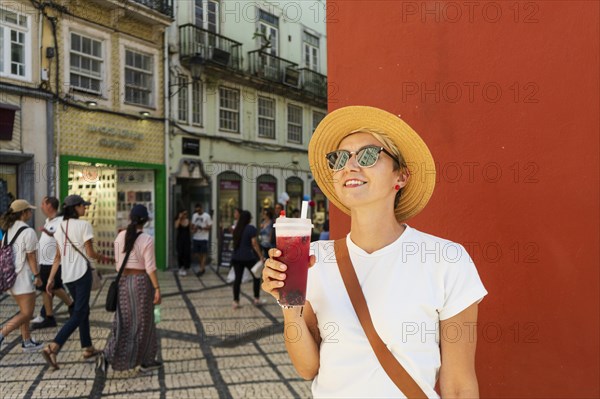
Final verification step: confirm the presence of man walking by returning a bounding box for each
[191,203,212,276]
[31,196,73,329]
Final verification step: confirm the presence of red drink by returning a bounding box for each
[276,234,311,307]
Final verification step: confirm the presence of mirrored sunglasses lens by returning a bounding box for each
[357,147,380,167]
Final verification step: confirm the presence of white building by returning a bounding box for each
[167,0,328,266]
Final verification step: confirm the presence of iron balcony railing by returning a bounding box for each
[179,24,242,71]
[132,0,173,16]
[248,50,300,87]
[299,68,327,99]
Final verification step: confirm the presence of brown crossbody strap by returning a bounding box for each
[334,239,427,399]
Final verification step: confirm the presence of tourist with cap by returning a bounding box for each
[96,204,162,375]
[262,106,488,397]
[42,194,106,369]
[0,199,44,352]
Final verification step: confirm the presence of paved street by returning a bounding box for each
[0,266,312,399]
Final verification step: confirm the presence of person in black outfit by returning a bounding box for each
[231,210,265,309]
[174,210,192,276]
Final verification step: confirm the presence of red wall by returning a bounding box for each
[327,1,599,397]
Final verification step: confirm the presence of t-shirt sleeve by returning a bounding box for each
[142,238,157,273]
[24,228,38,253]
[438,243,488,320]
[82,221,94,243]
[247,225,257,237]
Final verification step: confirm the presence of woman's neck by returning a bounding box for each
[349,208,405,254]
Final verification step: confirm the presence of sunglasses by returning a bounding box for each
[325,145,398,171]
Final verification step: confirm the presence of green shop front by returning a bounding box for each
[57,109,166,269]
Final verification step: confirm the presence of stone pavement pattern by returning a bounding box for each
[0,267,312,398]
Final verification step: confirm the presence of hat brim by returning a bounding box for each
[308,106,436,222]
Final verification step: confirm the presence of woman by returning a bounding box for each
[231,210,264,309]
[43,195,105,369]
[262,106,488,398]
[258,207,274,258]
[175,209,191,276]
[0,199,43,352]
[96,204,161,375]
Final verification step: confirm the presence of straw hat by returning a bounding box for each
[10,199,36,213]
[308,106,436,222]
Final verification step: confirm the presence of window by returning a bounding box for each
[258,9,278,56]
[177,75,188,122]
[69,33,103,93]
[303,31,319,72]
[258,97,276,139]
[0,8,30,79]
[192,80,203,125]
[287,104,303,144]
[312,111,325,135]
[195,0,219,33]
[125,49,153,106]
[219,87,239,132]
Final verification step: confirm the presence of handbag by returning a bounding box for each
[334,239,428,399]
[250,259,264,277]
[61,222,102,291]
[105,231,142,312]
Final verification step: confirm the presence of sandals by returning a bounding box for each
[42,344,60,370]
[83,347,101,359]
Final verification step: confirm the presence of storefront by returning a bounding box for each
[286,176,304,216]
[57,108,166,268]
[311,180,328,233]
[256,174,277,217]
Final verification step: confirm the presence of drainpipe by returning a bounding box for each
[164,28,171,268]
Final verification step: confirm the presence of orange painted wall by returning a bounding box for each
[326,1,599,397]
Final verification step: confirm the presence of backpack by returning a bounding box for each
[0,226,29,293]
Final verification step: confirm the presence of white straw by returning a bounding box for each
[301,201,308,219]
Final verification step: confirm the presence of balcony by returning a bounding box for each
[179,24,242,71]
[248,50,300,88]
[300,68,327,99]
[132,0,173,16]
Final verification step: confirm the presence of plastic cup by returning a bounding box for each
[274,216,313,307]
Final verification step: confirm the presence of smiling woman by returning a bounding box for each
[261,106,488,398]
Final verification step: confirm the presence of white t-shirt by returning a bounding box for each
[53,219,94,283]
[38,215,63,265]
[192,212,212,241]
[5,220,37,274]
[306,225,488,398]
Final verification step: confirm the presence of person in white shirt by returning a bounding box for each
[31,196,74,330]
[191,203,212,275]
[0,199,43,352]
[42,195,106,370]
[262,106,487,398]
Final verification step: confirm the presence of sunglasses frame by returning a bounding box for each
[325,145,398,171]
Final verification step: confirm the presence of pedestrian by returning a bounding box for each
[258,207,274,259]
[96,204,162,375]
[270,203,284,249]
[191,203,212,275]
[262,106,488,397]
[0,199,44,352]
[42,195,106,370]
[31,196,74,330]
[174,209,191,276]
[318,219,330,240]
[231,210,264,309]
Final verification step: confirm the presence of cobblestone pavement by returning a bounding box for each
[0,266,312,398]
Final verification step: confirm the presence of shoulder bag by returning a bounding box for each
[105,231,142,312]
[334,238,428,399]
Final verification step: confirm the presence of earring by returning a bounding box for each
[394,184,401,191]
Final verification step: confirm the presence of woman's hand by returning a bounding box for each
[153,288,162,305]
[34,275,42,287]
[261,248,315,301]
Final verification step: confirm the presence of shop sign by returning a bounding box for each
[220,180,240,190]
[182,138,200,155]
[87,125,143,151]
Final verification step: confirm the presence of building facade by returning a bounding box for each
[167,0,328,265]
[1,0,173,267]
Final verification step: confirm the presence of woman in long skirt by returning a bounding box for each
[96,204,162,375]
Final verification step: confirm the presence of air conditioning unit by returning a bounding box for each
[283,67,300,87]
[211,48,230,66]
